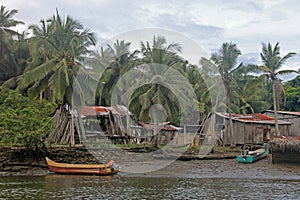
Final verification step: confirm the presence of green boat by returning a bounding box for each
[237,143,269,163]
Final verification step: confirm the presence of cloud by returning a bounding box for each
[3,0,300,59]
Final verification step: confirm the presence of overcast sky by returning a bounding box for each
[3,0,300,79]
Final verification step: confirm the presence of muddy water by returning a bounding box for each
[0,175,300,199]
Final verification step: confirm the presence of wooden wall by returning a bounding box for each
[216,115,291,145]
[264,111,300,136]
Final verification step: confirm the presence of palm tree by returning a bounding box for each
[0,5,24,57]
[96,40,137,106]
[132,36,184,122]
[0,5,26,85]
[201,42,242,147]
[18,11,96,144]
[0,32,30,87]
[19,11,95,104]
[114,36,199,146]
[231,65,269,114]
[258,42,296,136]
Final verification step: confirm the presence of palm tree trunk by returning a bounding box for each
[225,81,235,147]
[227,97,235,147]
[272,79,279,136]
[153,115,159,148]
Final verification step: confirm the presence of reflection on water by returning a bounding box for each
[0,175,300,199]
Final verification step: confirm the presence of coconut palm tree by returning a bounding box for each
[201,42,242,147]
[19,11,96,104]
[230,64,269,114]
[258,42,296,136]
[131,36,185,122]
[18,11,96,145]
[0,5,26,85]
[96,40,137,106]
[0,32,30,87]
[0,5,24,57]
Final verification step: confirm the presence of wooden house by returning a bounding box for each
[215,112,292,145]
[80,105,181,145]
[132,122,182,145]
[81,105,133,144]
[262,110,300,136]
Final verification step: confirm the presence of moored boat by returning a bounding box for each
[45,157,119,175]
[237,143,269,163]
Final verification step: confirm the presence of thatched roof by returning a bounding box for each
[270,137,300,153]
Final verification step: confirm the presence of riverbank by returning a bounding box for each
[1,146,300,180]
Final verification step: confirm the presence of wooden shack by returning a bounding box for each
[133,122,182,145]
[81,105,181,145]
[81,105,133,144]
[215,112,292,145]
[262,110,300,136]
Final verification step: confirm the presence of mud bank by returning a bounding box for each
[1,146,300,180]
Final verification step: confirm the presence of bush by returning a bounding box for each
[0,89,57,146]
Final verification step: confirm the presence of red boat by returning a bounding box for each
[45,157,119,175]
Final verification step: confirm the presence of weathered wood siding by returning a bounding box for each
[216,114,291,145]
[264,111,300,136]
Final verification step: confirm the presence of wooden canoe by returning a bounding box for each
[237,143,269,163]
[45,157,119,175]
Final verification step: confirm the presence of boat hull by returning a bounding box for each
[45,157,119,175]
[237,150,269,163]
[237,144,269,164]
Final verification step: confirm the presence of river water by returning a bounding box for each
[1,174,300,199]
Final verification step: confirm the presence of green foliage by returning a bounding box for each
[283,76,300,111]
[18,11,96,107]
[1,5,300,146]
[0,89,57,146]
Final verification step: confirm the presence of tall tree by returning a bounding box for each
[258,42,296,135]
[18,11,96,144]
[0,5,24,57]
[131,36,184,122]
[19,11,95,105]
[283,75,300,111]
[201,42,242,147]
[0,32,30,87]
[231,65,269,114]
[96,40,137,106]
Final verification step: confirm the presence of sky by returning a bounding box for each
[3,0,300,80]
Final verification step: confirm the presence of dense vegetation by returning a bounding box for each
[0,5,299,146]
[0,89,56,145]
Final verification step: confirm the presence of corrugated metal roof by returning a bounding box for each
[81,105,133,117]
[138,122,181,131]
[81,106,110,117]
[215,112,292,125]
[263,110,300,116]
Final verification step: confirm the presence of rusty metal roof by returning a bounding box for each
[138,122,181,131]
[215,112,292,125]
[263,110,300,116]
[81,106,110,117]
[81,105,133,117]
